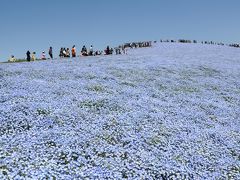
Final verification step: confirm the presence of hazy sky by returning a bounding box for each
[0,0,239,61]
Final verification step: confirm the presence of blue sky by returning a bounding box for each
[0,0,239,61]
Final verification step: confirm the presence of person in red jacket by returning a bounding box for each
[72,45,76,57]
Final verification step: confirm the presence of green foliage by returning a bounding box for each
[88,85,105,92]
[37,109,51,116]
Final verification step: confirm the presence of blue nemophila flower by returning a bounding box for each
[0,43,239,179]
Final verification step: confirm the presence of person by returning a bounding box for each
[31,52,36,61]
[26,50,31,61]
[110,48,114,54]
[115,47,121,55]
[89,45,93,56]
[122,46,127,54]
[95,50,101,56]
[63,48,67,57]
[81,45,88,56]
[41,51,46,60]
[105,46,110,55]
[49,47,53,59]
[72,45,76,57]
[59,48,64,58]
[66,48,70,57]
[8,55,16,62]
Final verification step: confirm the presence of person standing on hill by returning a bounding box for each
[72,45,76,57]
[105,46,110,55]
[26,50,31,61]
[59,48,63,58]
[31,52,36,61]
[89,45,93,56]
[49,47,53,59]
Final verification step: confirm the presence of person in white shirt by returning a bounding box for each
[41,51,46,60]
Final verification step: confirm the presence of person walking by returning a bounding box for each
[26,50,31,61]
[49,47,53,59]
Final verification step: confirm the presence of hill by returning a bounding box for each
[0,43,239,179]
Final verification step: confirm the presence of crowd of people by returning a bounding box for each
[16,41,153,62]
[7,39,239,62]
[113,41,152,55]
[17,45,122,62]
[229,44,240,48]
[176,39,240,47]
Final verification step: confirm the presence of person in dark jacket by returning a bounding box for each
[81,46,88,56]
[26,51,31,61]
[105,46,110,55]
[49,47,53,59]
[59,48,64,58]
